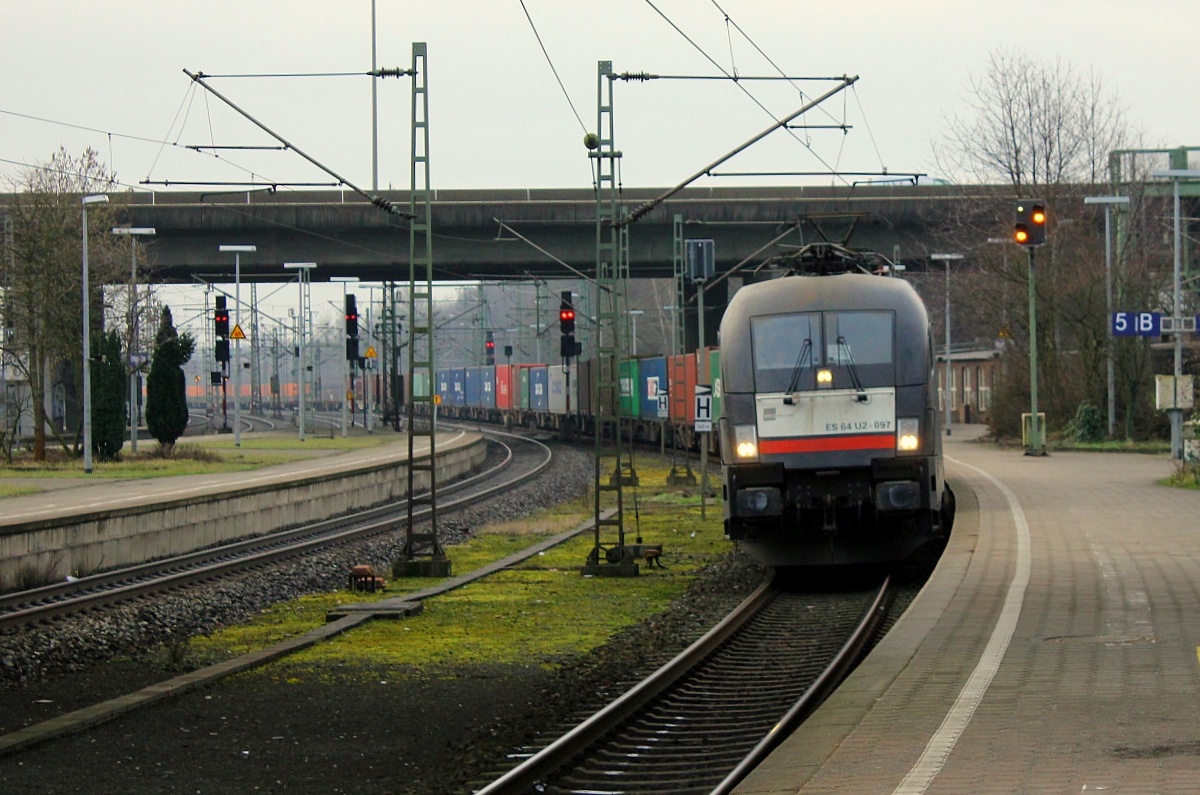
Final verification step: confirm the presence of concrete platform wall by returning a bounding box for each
[0,437,486,588]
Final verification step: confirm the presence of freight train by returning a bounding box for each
[427,348,718,451]
[431,243,951,568]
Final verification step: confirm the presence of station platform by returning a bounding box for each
[0,429,484,587]
[736,427,1200,793]
[0,429,446,526]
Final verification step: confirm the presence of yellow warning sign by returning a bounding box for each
[365,346,377,359]
[433,394,442,405]
[230,324,247,340]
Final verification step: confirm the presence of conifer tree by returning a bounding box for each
[145,307,194,455]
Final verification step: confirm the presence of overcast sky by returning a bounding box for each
[3,1,1196,196]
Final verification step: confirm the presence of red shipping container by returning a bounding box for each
[495,364,513,410]
[668,353,698,424]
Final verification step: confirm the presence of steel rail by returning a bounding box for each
[710,575,893,794]
[474,580,775,795]
[475,576,891,795]
[0,431,551,629]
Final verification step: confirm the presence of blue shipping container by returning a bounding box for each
[465,367,483,409]
[450,368,467,406]
[638,356,669,419]
[529,366,550,411]
[436,369,452,405]
[481,366,496,409]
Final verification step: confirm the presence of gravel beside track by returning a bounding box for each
[0,441,768,794]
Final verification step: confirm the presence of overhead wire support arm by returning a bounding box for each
[616,72,850,82]
[139,180,340,189]
[618,75,858,226]
[707,170,926,182]
[182,69,415,218]
[196,69,412,79]
[493,219,606,289]
[186,145,289,151]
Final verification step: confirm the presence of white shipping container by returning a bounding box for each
[547,365,580,414]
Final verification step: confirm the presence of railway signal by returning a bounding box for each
[558,290,576,334]
[345,294,359,338]
[485,331,495,366]
[213,296,229,362]
[345,294,359,361]
[214,295,229,338]
[560,332,578,360]
[1014,200,1047,246]
[559,290,580,362]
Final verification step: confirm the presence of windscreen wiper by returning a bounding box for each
[783,337,812,398]
[836,335,868,401]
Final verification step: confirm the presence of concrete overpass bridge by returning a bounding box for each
[116,183,1007,285]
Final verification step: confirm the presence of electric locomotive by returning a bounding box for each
[718,243,949,567]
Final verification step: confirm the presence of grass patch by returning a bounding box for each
[1047,438,1171,454]
[1164,461,1200,490]
[0,432,401,483]
[187,464,732,682]
[0,444,295,479]
[186,434,399,453]
[0,482,42,498]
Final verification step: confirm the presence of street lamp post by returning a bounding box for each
[1083,195,1130,438]
[284,263,317,441]
[112,226,155,453]
[331,277,359,437]
[629,309,645,355]
[931,254,963,436]
[220,245,256,447]
[81,194,109,473]
[1151,169,1200,459]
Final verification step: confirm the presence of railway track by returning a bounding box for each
[0,429,551,629]
[475,577,892,795]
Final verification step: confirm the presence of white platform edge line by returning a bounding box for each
[891,454,1032,794]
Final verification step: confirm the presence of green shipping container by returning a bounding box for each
[519,366,531,410]
[618,359,640,418]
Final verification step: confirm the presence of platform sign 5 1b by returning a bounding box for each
[1111,312,1161,337]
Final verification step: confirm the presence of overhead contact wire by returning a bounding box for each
[518,0,595,189]
[711,0,887,173]
[642,0,847,183]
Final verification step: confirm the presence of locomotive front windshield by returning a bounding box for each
[751,311,894,392]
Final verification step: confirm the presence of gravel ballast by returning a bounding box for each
[0,441,768,794]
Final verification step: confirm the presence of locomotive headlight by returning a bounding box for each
[896,418,920,452]
[734,424,758,460]
[816,368,833,388]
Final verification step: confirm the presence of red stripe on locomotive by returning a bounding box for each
[759,434,893,454]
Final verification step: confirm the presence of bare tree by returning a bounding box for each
[1,147,125,460]
[922,48,1163,440]
[935,48,1134,188]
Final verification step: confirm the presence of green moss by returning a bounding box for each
[190,463,733,683]
[0,483,42,497]
[1047,438,1170,454]
[1164,463,1200,489]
